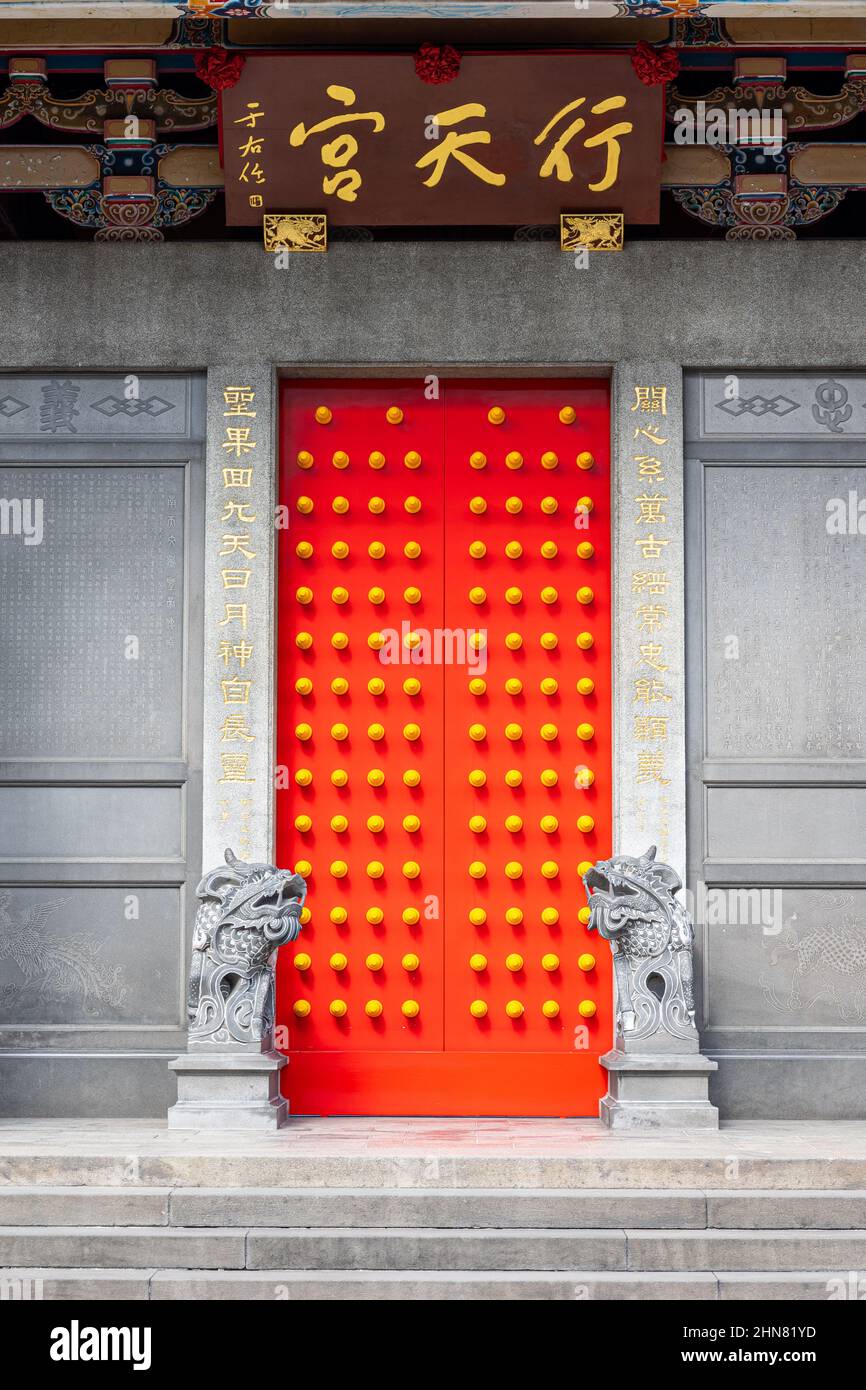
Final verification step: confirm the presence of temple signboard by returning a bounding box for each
[221,53,664,227]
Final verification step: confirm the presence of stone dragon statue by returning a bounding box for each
[187,848,307,1048]
[582,846,697,1043]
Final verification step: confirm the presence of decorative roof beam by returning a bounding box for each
[0,144,101,188]
[667,54,866,134]
[1,1,866,18]
[790,142,866,186]
[0,57,217,134]
[0,137,219,239]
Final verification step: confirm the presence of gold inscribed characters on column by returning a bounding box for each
[625,382,677,858]
[213,386,261,838]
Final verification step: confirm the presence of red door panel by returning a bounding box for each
[275,382,446,1064]
[442,383,612,1061]
[276,379,611,1114]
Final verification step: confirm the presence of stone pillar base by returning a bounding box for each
[600,1048,719,1130]
[167,1050,288,1130]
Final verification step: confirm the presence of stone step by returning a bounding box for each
[0,1268,854,1301]
[147,1269,863,1301]
[0,1228,245,1270]
[0,1187,171,1227]
[626,1228,866,1273]
[3,1224,865,1272]
[707,1189,866,1230]
[175,1186,866,1230]
[0,1269,154,1301]
[247,1227,626,1271]
[245,1226,866,1272]
[4,1186,866,1229]
[0,1185,704,1229]
[0,1227,625,1272]
[170,1186,706,1229]
[3,1151,864,1190]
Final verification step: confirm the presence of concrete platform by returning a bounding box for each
[0,1117,864,1189]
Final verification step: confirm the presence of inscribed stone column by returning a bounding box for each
[611,361,686,882]
[199,365,276,869]
[168,364,285,1129]
[602,361,717,1127]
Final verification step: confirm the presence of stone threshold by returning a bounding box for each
[0,1119,864,1189]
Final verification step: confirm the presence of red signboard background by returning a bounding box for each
[223,53,663,226]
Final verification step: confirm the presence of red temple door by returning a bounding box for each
[276,379,611,1114]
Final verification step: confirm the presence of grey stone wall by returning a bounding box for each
[685,370,866,1119]
[1,241,864,370]
[0,372,205,1118]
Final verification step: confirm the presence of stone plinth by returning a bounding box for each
[168,1049,287,1131]
[600,1048,718,1130]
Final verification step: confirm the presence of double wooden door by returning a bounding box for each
[276,379,611,1114]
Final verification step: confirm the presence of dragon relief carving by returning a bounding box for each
[188,848,307,1048]
[761,893,866,1024]
[583,846,697,1043]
